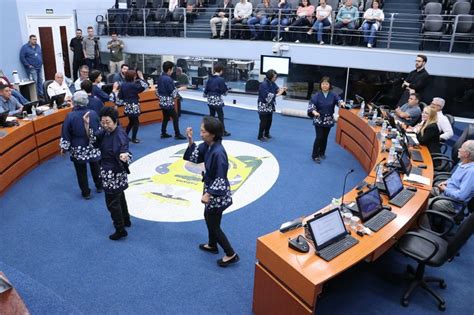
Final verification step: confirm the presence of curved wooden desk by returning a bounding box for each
[0,87,172,196]
[252,109,434,314]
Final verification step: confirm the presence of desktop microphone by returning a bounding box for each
[340,169,354,211]
[370,157,387,189]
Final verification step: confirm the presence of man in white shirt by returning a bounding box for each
[47,72,72,100]
[231,0,253,39]
[430,97,454,141]
[74,65,89,91]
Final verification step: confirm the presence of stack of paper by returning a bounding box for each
[403,174,431,186]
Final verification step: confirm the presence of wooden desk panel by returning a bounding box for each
[35,125,62,147]
[0,150,39,195]
[32,108,71,132]
[0,121,35,154]
[0,137,37,174]
[339,132,373,172]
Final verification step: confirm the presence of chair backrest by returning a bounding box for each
[423,0,443,6]
[197,66,208,77]
[107,73,116,84]
[172,8,185,21]
[154,8,168,20]
[445,113,455,127]
[287,0,300,10]
[136,0,147,8]
[447,212,474,259]
[452,1,471,15]
[455,15,473,33]
[43,80,54,103]
[152,0,164,8]
[424,2,442,15]
[423,14,444,32]
[245,79,260,92]
[451,124,474,164]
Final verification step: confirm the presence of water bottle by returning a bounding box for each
[381,120,387,135]
[31,105,37,118]
[358,101,365,117]
[380,131,386,152]
[371,110,377,123]
[376,164,384,183]
[12,70,20,84]
[53,101,58,111]
[388,143,396,164]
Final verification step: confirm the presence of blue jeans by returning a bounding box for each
[247,16,269,37]
[312,18,331,42]
[270,18,289,38]
[12,89,29,105]
[362,21,378,45]
[25,67,44,97]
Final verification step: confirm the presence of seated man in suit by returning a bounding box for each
[47,72,73,101]
[0,83,23,116]
[430,140,474,215]
[394,92,421,127]
[210,0,234,39]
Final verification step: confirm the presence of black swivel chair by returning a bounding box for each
[432,124,474,173]
[397,211,474,311]
[43,80,54,103]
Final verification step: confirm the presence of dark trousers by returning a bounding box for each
[105,191,130,229]
[126,115,140,140]
[85,58,97,70]
[258,113,273,138]
[73,161,101,197]
[72,59,84,81]
[312,125,331,158]
[204,210,235,256]
[209,106,226,131]
[162,108,180,135]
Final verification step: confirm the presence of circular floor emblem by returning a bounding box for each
[126,140,279,222]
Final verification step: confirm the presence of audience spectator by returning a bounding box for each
[407,105,440,156]
[248,0,274,40]
[394,92,422,127]
[112,64,129,84]
[362,0,384,48]
[210,0,234,39]
[430,97,454,141]
[83,26,99,70]
[284,0,315,43]
[80,79,104,116]
[430,140,474,215]
[307,0,333,45]
[0,84,23,116]
[47,72,73,100]
[231,0,253,39]
[69,29,85,81]
[74,65,90,91]
[397,54,430,106]
[0,71,29,105]
[339,0,364,11]
[175,67,190,86]
[334,0,358,45]
[107,32,125,73]
[270,0,291,42]
[19,34,44,98]
[89,70,119,103]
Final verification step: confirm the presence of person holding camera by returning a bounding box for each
[107,33,125,73]
[83,26,100,70]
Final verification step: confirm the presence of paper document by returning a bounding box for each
[406,133,419,145]
[5,117,17,122]
[403,174,431,186]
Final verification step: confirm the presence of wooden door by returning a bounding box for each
[60,26,71,78]
[38,27,57,81]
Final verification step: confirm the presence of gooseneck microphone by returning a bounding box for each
[371,157,387,188]
[340,169,355,210]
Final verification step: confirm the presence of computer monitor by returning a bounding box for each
[387,113,397,128]
[307,208,348,251]
[398,149,413,176]
[0,111,9,127]
[50,93,66,108]
[383,170,404,200]
[191,77,204,87]
[22,101,39,114]
[356,187,383,222]
[260,55,291,76]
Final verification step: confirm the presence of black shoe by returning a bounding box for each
[313,157,321,164]
[264,134,272,139]
[161,133,172,138]
[83,194,91,200]
[96,187,103,193]
[199,244,219,254]
[131,138,141,143]
[211,35,218,39]
[124,220,132,228]
[219,35,225,39]
[320,154,326,160]
[257,137,267,142]
[217,254,240,267]
[175,134,186,140]
[224,131,231,137]
[109,228,128,240]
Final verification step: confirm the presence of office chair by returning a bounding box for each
[397,211,474,310]
[43,80,54,103]
[432,124,474,173]
[440,114,455,154]
[245,79,260,93]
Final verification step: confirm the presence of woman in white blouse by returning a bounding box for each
[362,0,384,48]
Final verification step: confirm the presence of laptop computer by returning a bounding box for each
[22,100,40,114]
[383,170,416,208]
[355,187,397,232]
[0,111,9,127]
[398,149,423,176]
[306,208,359,261]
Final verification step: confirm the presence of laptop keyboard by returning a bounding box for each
[364,209,397,232]
[317,235,359,261]
[410,150,424,162]
[389,189,416,208]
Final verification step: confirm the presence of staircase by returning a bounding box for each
[379,0,422,50]
[186,4,219,39]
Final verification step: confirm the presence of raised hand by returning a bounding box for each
[186,127,193,140]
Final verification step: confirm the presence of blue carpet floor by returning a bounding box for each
[0,100,472,314]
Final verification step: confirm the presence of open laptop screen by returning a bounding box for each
[398,149,412,175]
[307,209,347,250]
[356,187,383,222]
[383,170,404,200]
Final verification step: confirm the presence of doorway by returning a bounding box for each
[27,16,75,80]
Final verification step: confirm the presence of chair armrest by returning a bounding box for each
[429,196,466,223]
[432,156,454,172]
[430,153,447,158]
[398,231,439,263]
[418,210,456,237]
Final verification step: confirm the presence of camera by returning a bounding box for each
[93,36,100,41]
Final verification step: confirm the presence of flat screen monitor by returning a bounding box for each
[383,170,404,200]
[260,55,291,76]
[356,187,383,222]
[307,208,348,250]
